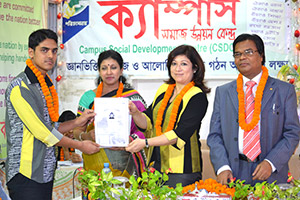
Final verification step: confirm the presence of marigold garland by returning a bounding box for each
[91,81,124,110]
[237,66,268,131]
[182,178,236,197]
[26,59,59,122]
[155,81,195,136]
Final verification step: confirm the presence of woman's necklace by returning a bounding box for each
[26,59,59,122]
[237,66,268,131]
[92,82,124,110]
[155,81,195,136]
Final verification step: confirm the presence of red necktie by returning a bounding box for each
[243,81,261,161]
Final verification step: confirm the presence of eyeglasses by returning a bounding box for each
[233,49,258,58]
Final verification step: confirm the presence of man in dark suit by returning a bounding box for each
[207,33,300,185]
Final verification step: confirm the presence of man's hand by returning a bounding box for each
[252,160,272,180]
[216,170,233,185]
[79,140,100,155]
[76,109,96,127]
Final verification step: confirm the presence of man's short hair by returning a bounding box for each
[233,33,265,66]
[28,29,58,50]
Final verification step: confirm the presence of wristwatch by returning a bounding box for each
[145,138,149,148]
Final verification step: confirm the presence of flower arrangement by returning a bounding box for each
[78,167,183,200]
[182,178,235,197]
[278,64,300,105]
[181,173,300,199]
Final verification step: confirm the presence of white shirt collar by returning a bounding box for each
[242,71,262,86]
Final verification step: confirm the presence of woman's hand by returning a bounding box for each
[79,140,100,154]
[70,153,83,163]
[129,101,139,116]
[125,135,177,153]
[64,130,74,139]
[128,101,147,129]
[75,109,96,127]
[88,129,95,141]
[125,138,146,153]
[79,129,95,141]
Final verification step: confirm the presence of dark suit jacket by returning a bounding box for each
[207,76,300,183]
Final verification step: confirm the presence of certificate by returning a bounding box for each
[94,98,130,147]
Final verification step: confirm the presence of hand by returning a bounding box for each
[252,160,272,181]
[79,140,100,155]
[62,147,71,160]
[88,129,95,141]
[216,170,233,185]
[125,138,145,153]
[70,153,82,163]
[129,101,139,116]
[64,130,74,139]
[76,109,96,127]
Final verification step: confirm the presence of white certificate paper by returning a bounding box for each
[94,98,130,147]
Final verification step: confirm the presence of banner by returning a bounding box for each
[0,0,44,159]
[62,0,291,79]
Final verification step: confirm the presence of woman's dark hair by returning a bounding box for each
[165,45,210,93]
[58,110,76,123]
[28,29,58,50]
[95,50,130,88]
[233,33,265,65]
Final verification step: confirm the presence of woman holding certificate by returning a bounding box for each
[74,50,147,178]
[126,45,210,187]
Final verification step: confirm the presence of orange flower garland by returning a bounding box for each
[26,59,59,122]
[155,81,195,136]
[237,66,268,131]
[91,81,124,110]
[182,179,236,197]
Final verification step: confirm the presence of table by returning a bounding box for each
[0,161,83,200]
[53,161,83,200]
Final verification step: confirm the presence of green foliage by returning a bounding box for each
[252,181,278,200]
[78,168,122,200]
[228,179,250,200]
[278,64,300,104]
[78,167,183,200]
[119,169,182,200]
[228,177,300,200]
